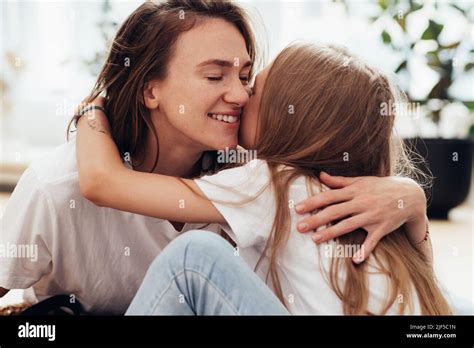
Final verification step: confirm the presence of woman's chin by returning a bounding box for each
[214,138,238,151]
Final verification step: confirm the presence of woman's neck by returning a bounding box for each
[132,118,205,232]
[132,117,205,178]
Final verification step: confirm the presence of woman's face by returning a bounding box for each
[152,18,252,151]
[238,65,271,150]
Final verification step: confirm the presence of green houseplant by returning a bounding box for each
[374,0,473,219]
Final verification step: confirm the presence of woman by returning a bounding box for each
[0,0,259,315]
[75,42,450,315]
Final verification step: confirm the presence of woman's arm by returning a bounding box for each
[295,173,432,263]
[76,107,225,224]
[405,214,433,265]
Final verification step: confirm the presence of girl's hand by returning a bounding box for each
[295,172,427,263]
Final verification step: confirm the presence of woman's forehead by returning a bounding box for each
[171,18,251,66]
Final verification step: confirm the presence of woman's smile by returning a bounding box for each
[207,112,241,126]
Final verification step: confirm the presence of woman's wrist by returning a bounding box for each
[400,179,426,243]
[405,213,429,246]
[406,214,433,264]
[401,177,428,234]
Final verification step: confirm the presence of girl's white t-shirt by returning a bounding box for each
[195,159,421,315]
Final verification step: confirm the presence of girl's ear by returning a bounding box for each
[143,81,160,109]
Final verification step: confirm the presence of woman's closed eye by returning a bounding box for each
[207,76,223,81]
[206,76,250,84]
[239,76,250,84]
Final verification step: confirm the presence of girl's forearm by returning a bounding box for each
[75,107,225,223]
[76,109,124,202]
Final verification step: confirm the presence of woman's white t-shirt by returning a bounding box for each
[195,159,421,315]
[0,140,220,314]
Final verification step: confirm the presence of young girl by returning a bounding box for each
[76,43,451,315]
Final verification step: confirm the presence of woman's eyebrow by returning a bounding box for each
[197,59,252,69]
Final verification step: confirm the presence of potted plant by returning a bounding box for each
[374,0,474,219]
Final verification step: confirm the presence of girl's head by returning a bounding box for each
[244,43,450,315]
[71,0,258,171]
[242,43,404,178]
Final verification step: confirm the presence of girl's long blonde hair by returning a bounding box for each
[253,43,451,315]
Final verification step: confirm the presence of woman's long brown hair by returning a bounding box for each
[68,0,259,174]
[254,43,451,315]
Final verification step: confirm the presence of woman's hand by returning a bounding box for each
[295,172,428,263]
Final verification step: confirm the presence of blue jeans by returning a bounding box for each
[126,230,288,315]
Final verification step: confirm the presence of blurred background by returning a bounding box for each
[0,0,473,312]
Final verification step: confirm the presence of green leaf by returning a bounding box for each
[378,0,389,10]
[410,2,423,12]
[381,30,392,44]
[421,20,444,41]
[450,4,467,15]
[465,63,474,71]
[427,76,451,100]
[426,51,442,67]
[463,101,474,111]
[368,16,379,23]
[393,13,407,31]
[441,42,460,50]
[395,60,407,73]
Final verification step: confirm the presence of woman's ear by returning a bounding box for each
[143,81,160,109]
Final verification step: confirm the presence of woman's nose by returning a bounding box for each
[223,79,250,106]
